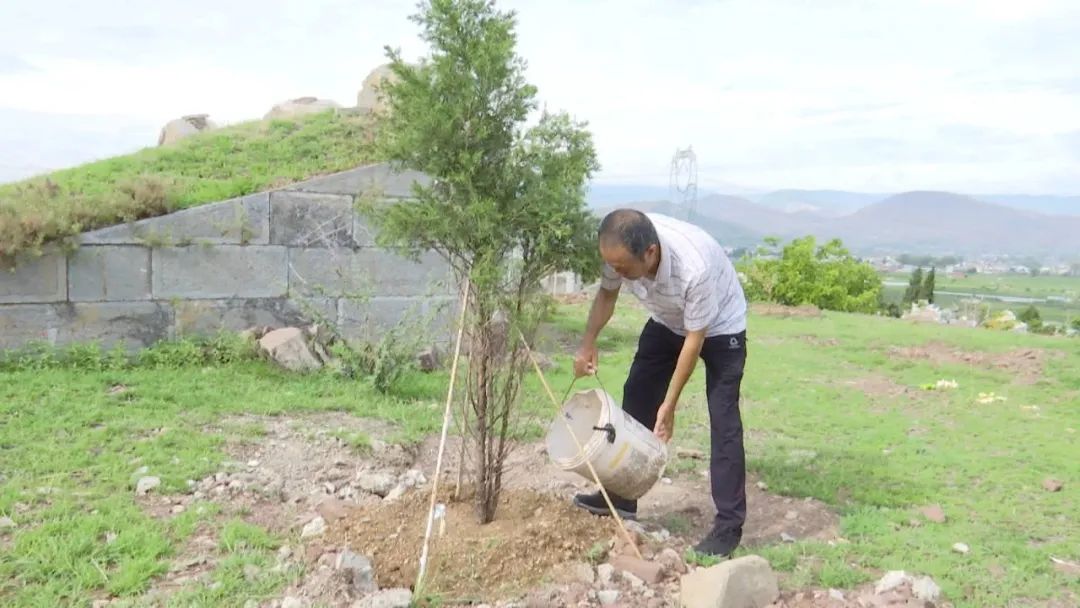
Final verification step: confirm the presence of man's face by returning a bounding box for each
[600,241,658,280]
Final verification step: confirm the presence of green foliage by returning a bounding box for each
[1015,306,1041,326]
[902,267,924,307]
[368,0,600,523]
[1071,317,1080,331]
[0,334,258,373]
[741,236,882,313]
[920,267,936,304]
[0,112,374,258]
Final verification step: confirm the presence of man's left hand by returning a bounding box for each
[654,401,676,442]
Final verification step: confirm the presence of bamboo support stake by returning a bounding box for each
[415,279,471,594]
[517,329,644,561]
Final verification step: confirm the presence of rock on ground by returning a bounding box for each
[597,563,615,585]
[912,575,941,601]
[259,328,322,372]
[336,550,377,596]
[680,555,779,608]
[0,516,15,530]
[281,597,307,608]
[301,516,327,539]
[355,472,397,497]
[596,589,620,606]
[136,476,161,496]
[609,554,664,584]
[875,570,910,594]
[352,588,412,608]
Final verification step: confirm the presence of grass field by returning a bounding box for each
[0,111,374,258]
[1,303,1077,607]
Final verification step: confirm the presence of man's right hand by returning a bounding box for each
[573,344,598,378]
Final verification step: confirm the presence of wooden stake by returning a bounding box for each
[415,278,471,594]
[517,329,644,561]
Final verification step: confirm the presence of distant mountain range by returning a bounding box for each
[588,185,1080,256]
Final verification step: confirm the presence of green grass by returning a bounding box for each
[549,300,1079,606]
[0,110,375,258]
[1,304,1077,607]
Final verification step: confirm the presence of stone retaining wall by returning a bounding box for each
[0,163,459,351]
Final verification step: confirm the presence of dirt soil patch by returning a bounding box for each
[751,303,823,318]
[328,487,611,599]
[839,374,915,399]
[888,342,1060,385]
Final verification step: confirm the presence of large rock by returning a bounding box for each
[336,550,377,596]
[356,64,398,114]
[679,555,779,608]
[158,114,216,146]
[265,97,342,120]
[260,328,322,372]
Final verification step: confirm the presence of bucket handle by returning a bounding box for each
[592,423,616,444]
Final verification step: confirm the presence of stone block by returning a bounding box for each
[0,302,172,350]
[62,302,173,349]
[173,298,336,336]
[79,193,270,245]
[152,246,288,299]
[269,191,355,247]
[338,296,434,342]
[0,304,63,348]
[284,163,430,197]
[67,246,151,301]
[0,251,66,304]
[288,248,453,297]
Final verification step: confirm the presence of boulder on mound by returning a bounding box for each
[264,96,342,120]
[157,114,216,146]
[356,64,399,114]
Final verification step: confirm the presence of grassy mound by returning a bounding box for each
[0,111,375,258]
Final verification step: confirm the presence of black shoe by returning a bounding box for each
[572,490,638,520]
[693,523,742,557]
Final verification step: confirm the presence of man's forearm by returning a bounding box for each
[583,287,617,345]
[665,330,705,405]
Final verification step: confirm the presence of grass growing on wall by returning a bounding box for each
[0,111,376,258]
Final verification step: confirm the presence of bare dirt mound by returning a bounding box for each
[888,342,1060,384]
[411,435,841,550]
[752,303,823,318]
[328,487,612,599]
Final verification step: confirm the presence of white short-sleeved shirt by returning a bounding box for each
[600,213,747,337]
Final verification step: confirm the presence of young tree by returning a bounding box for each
[903,267,924,307]
[366,0,601,523]
[919,267,936,304]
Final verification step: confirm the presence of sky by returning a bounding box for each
[1,0,1079,195]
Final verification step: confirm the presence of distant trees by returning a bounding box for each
[903,268,924,307]
[902,266,936,307]
[740,236,882,313]
[1018,305,1042,328]
[898,254,961,268]
[921,268,936,304]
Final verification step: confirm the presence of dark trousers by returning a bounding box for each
[622,318,748,530]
